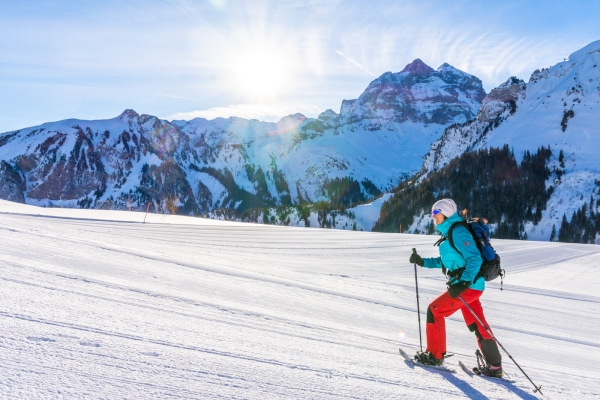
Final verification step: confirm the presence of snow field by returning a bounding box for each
[0,201,598,398]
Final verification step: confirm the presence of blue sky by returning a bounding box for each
[0,0,598,132]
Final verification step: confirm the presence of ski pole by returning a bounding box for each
[457,295,543,395]
[412,248,423,352]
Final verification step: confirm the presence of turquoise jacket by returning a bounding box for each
[423,212,485,291]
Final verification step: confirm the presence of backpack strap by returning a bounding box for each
[433,237,449,277]
[433,236,446,247]
[447,221,469,257]
[447,221,481,284]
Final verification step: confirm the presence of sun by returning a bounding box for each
[230,50,291,100]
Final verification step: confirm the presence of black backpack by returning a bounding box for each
[443,217,505,289]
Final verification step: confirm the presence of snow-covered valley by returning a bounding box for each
[0,201,598,399]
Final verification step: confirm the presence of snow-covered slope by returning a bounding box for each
[0,201,598,398]
[422,40,600,240]
[0,60,484,215]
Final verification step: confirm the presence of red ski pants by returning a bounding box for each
[426,288,501,365]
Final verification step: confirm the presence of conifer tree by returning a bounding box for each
[549,224,557,242]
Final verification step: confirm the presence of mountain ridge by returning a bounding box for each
[0,60,484,216]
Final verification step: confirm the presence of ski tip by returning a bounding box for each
[398,348,411,361]
[458,360,474,376]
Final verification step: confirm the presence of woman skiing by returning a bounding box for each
[409,198,503,377]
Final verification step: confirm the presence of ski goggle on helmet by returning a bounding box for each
[432,209,443,216]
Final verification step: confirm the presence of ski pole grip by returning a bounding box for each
[412,248,417,256]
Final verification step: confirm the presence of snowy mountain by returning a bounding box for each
[399,40,600,241]
[424,41,600,174]
[343,59,485,126]
[1,200,599,398]
[0,60,484,216]
[422,76,527,173]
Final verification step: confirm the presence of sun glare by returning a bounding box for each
[231,50,291,100]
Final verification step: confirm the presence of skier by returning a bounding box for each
[409,198,503,377]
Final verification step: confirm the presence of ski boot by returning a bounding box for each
[474,349,503,378]
[414,351,444,366]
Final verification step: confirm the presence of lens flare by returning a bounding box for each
[398,330,407,340]
[269,114,306,135]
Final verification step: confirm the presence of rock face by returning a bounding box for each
[0,60,485,214]
[343,59,486,126]
[0,161,26,203]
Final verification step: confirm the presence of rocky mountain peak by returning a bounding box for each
[118,109,140,120]
[339,99,357,117]
[476,76,526,122]
[318,109,338,122]
[437,62,466,75]
[346,59,486,126]
[276,113,306,125]
[400,59,435,75]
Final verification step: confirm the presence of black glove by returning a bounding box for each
[409,252,424,266]
[447,281,471,298]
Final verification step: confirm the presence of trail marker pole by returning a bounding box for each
[143,202,150,223]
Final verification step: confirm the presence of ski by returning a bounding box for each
[458,360,475,376]
[399,348,456,373]
[458,360,515,382]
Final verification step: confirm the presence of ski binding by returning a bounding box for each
[459,360,515,382]
[399,348,456,373]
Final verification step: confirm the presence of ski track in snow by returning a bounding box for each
[0,204,599,398]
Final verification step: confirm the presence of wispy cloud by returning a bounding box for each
[337,2,599,92]
[403,29,580,91]
[336,51,377,77]
[164,102,323,122]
